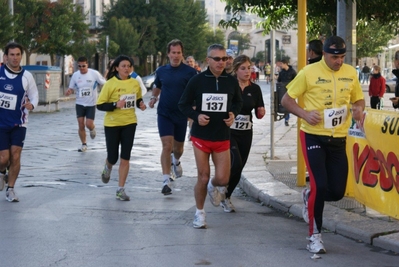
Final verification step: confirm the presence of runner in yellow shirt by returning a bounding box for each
[281,36,365,254]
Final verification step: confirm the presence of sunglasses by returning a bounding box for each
[208,56,229,62]
[78,65,87,68]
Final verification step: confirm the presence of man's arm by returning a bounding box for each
[281,92,322,126]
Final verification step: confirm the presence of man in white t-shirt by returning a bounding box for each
[66,56,106,152]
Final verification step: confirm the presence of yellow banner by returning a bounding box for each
[346,109,399,218]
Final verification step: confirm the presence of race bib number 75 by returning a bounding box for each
[201,93,227,112]
[0,92,17,110]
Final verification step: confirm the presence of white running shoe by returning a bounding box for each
[207,179,221,207]
[78,144,87,152]
[193,211,207,229]
[307,233,326,254]
[302,188,310,224]
[90,128,96,139]
[0,172,5,191]
[221,198,235,213]
[6,188,19,202]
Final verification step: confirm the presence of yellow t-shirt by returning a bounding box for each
[97,76,142,127]
[286,58,364,137]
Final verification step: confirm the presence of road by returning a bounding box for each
[0,82,398,267]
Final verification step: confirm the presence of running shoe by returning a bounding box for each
[302,188,310,224]
[78,144,87,152]
[90,128,96,139]
[307,233,326,254]
[6,188,19,202]
[161,184,172,195]
[207,179,221,207]
[116,188,130,201]
[221,198,236,213]
[101,163,111,184]
[0,171,5,191]
[171,153,183,178]
[193,211,207,229]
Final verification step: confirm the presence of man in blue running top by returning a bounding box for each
[148,39,197,195]
[0,42,39,202]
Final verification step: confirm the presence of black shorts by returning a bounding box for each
[76,104,95,120]
[104,123,137,164]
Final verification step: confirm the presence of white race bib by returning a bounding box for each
[80,87,92,97]
[201,93,227,112]
[0,92,17,110]
[231,114,252,130]
[324,106,347,128]
[120,94,136,109]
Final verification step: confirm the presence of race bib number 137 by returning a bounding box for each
[201,93,227,112]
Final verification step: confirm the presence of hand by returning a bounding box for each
[390,97,399,105]
[139,101,146,111]
[149,98,157,108]
[65,88,73,96]
[23,97,34,111]
[304,110,322,126]
[352,105,364,121]
[223,112,235,127]
[198,114,210,126]
[116,99,125,109]
[255,107,265,119]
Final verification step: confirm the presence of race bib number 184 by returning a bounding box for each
[120,94,136,109]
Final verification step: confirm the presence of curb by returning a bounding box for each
[239,155,399,254]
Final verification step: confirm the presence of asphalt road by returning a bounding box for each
[0,87,398,267]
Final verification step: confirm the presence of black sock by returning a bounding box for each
[7,186,13,191]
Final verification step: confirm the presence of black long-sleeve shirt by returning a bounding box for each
[178,68,243,141]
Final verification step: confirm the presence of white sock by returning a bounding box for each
[196,208,205,215]
[163,174,170,184]
[172,153,180,165]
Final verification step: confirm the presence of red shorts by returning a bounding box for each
[191,136,230,153]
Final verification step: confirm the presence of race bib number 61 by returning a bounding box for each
[201,93,227,112]
[324,106,347,128]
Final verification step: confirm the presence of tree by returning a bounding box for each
[0,0,15,48]
[13,0,88,65]
[356,19,395,59]
[220,0,399,58]
[227,32,251,55]
[221,1,399,34]
[101,0,210,75]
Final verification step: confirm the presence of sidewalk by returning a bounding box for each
[240,80,399,253]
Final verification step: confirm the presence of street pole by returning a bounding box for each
[270,30,275,159]
[9,0,14,42]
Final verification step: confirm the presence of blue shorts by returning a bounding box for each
[157,114,187,142]
[76,104,95,120]
[0,126,27,150]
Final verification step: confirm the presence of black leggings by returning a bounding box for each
[227,130,253,198]
[300,131,348,236]
[104,123,137,164]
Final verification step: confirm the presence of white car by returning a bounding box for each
[142,71,156,90]
[385,77,397,93]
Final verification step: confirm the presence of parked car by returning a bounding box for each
[385,77,397,93]
[142,71,156,90]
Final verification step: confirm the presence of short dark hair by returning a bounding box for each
[395,50,399,60]
[207,44,225,56]
[308,39,323,56]
[4,42,24,55]
[77,56,88,63]
[167,39,184,54]
[281,57,289,64]
[323,36,346,50]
